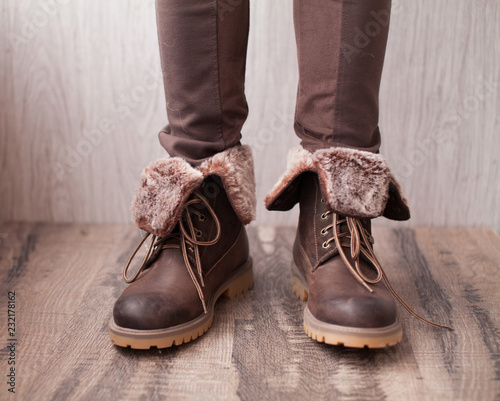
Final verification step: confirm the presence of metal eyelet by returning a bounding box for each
[198,214,205,222]
[195,229,202,238]
[320,212,328,220]
[322,241,330,249]
[320,198,325,204]
[320,228,328,236]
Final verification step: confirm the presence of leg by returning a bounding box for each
[110,0,256,349]
[156,0,250,166]
[294,0,390,153]
[266,0,450,348]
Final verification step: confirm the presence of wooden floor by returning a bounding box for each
[0,223,499,401]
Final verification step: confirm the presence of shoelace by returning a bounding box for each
[123,192,221,314]
[321,211,453,331]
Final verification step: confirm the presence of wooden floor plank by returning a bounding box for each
[0,223,499,400]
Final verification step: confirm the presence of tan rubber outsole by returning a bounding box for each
[109,260,253,350]
[291,268,403,349]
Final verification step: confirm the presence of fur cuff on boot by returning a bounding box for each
[265,145,410,220]
[132,145,256,237]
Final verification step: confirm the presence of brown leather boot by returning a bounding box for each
[266,145,451,348]
[110,145,256,349]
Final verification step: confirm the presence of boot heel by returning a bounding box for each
[291,272,308,301]
[223,264,254,300]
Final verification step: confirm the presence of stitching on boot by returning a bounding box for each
[204,226,245,276]
[313,178,319,264]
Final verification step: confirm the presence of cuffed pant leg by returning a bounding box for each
[293,0,391,153]
[156,0,250,166]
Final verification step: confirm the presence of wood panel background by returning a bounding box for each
[1,0,499,230]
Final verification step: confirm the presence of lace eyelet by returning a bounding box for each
[320,198,325,204]
[198,214,205,222]
[195,229,202,238]
[320,212,328,220]
[320,228,328,236]
[322,241,330,249]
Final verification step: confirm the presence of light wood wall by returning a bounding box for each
[1,0,499,230]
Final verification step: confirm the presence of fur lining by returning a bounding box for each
[265,145,410,220]
[132,145,256,237]
[198,145,256,225]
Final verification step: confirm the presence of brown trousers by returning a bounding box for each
[156,0,391,166]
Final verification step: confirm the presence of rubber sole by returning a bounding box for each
[291,264,403,349]
[109,259,253,350]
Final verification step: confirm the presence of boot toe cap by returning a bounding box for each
[310,295,398,329]
[113,294,194,331]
